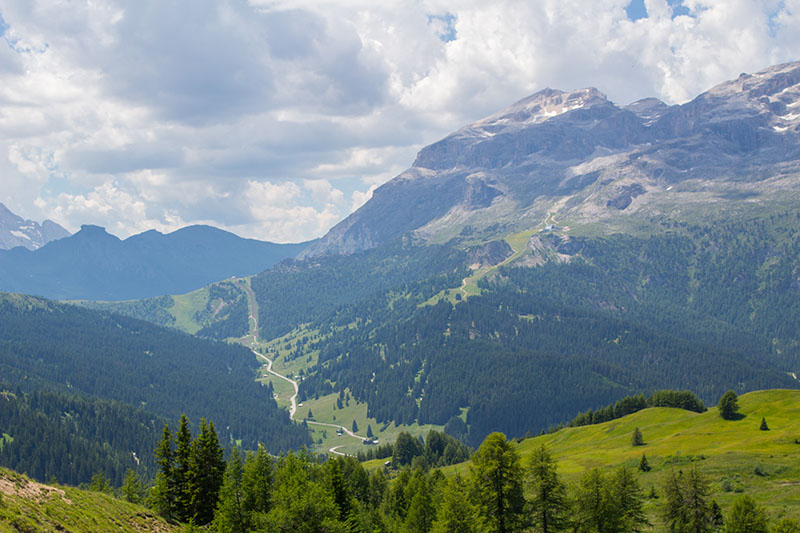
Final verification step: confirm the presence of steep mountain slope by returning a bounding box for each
[0,467,176,532]
[239,62,800,447]
[0,292,310,466]
[0,202,69,250]
[0,224,309,300]
[305,61,800,255]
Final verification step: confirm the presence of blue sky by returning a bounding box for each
[0,0,798,242]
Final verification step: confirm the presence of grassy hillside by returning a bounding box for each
[0,467,176,532]
[497,390,800,523]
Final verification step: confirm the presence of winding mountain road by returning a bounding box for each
[238,277,366,455]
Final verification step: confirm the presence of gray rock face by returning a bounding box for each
[306,61,800,256]
[0,203,70,250]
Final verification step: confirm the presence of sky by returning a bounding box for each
[0,0,799,243]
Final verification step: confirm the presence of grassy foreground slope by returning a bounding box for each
[510,389,800,521]
[0,467,175,532]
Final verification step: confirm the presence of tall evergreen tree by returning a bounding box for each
[638,453,651,472]
[526,445,568,532]
[173,414,194,522]
[470,432,525,533]
[152,423,176,520]
[242,443,274,523]
[404,473,435,533]
[574,468,619,532]
[121,468,144,504]
[214,447,249,533]
[327,458,351,522]
[612,466,648,532]
[189,418,226,525]
[684,466,712,532]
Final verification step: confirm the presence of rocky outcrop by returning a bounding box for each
[0,203,70,250]
[307,61,800,256]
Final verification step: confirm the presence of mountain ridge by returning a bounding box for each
[0,223,311,301]
[303,60,800,256]
[0,202,70,251]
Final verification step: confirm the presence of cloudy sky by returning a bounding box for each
[0,0,799,242]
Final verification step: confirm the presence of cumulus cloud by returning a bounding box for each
[0,0,799,242]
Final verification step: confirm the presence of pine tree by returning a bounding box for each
[759,417,769,431]
[526,445,568,533]
[367,424,374,438]
[470,432,525,533]
[632,427,645,446]
[639,453,651,472]
[352,420,359,433]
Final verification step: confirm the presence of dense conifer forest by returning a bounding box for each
[0,293,310,486]
[269,215,800,445]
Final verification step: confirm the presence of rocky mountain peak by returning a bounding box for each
[0,203,70,251]
[473,87,609,130]
[308,61,800,257]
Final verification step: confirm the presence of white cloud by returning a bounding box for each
[0,0,799,242]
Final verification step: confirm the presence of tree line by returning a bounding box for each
[127,422,794,532]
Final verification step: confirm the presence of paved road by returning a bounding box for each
[253,350,299,421]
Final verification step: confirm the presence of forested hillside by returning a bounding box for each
[260,214,800,446]
[0,389,165,486]
[0,292,310,486]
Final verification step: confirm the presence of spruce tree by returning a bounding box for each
[189,418,226,525]
[632,427,645,446]
[152,424,176,520]
[639,453,651,472]
[366,424,374,438]
[352,420,359,433]
[759,417,769,431]
[526,445,568,533]
[173,414,194,522]
[121,468,144,504]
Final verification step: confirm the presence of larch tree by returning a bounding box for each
[470,432,525,533]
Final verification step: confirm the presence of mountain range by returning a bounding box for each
[4,60,800,457]
[0,224,309,301]
[0,203,70,250]
[305,61,800,256]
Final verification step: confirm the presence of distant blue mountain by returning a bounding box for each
[0,224,310,300]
